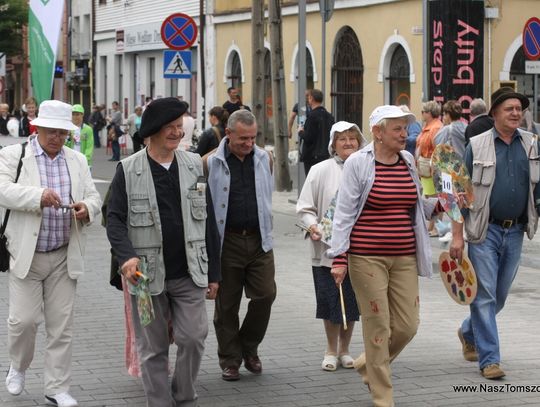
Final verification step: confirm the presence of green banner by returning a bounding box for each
[29,0,64,104]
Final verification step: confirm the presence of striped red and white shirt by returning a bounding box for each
[334,158,417,267]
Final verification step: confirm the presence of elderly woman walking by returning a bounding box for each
[297,121,365,371]
[328,106,439,407]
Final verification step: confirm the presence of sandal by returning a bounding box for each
[321,354,338,371]
[339,354,355,369]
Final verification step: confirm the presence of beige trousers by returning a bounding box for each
[8,247,77,396]
[349,254,419,407]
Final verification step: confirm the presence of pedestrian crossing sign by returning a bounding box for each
[163,50,192,79]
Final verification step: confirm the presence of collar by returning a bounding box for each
[492,127,521,142]
[31,137,66,161]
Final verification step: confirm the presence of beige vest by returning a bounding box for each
[122,149,208,294]
[465,129,540,243]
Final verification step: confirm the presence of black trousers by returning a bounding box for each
[213,231,276,369]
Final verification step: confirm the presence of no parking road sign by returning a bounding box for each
[161,13,198,51]
[523,17,540,60]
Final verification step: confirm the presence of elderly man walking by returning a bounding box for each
[450,87,540,380]
[106,97,221,407]
[0,100,102,407]
[206,109,276,381]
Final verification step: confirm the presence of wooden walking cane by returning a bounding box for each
[339,283,347,330]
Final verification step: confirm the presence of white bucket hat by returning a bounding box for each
[369,105,416,131]
[328,121,365,156]
[30,100,78,131]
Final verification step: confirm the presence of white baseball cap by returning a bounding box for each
[30,100,78,131]
[368,105,416,131]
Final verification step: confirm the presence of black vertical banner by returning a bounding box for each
[428,0,484,122]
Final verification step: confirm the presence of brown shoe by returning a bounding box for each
[221,366,240,381]
[458,328,478,362]
[481,364,506,380]
[244,356,262,374]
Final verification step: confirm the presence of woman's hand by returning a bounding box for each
[331,266,348,286]
[309,224,322,241]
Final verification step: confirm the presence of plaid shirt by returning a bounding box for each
[31,137,72,252]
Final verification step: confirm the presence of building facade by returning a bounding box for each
[93,0,205,122]
[213,0,540,142]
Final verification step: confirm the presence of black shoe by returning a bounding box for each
[221,366,240,381]
[108,158,119,162]
[244,355,262,374]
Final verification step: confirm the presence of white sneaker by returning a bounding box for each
[5,364,25,395]
[439,231,453,243]
[45,392,79,407]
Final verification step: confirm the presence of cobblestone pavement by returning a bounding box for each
[0,144,539,406]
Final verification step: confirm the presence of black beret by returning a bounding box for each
[138,97,188,138]
[489,87,529,116]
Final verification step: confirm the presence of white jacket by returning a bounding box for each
[296,157,344,268]
[0,142,102,279]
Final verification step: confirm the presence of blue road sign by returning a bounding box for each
[161,13,198,51]
[163,50,192,79]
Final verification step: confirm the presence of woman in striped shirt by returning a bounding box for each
[328,105,439,407]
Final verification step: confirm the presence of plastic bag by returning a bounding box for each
[131,257,155,327]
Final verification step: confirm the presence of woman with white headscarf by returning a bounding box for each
[297,121,365,371]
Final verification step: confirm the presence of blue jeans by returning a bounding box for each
[111,139,120,160]
[461,222,524,369]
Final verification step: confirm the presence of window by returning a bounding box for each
[387,45,410,106]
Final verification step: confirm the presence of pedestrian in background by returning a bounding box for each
[106,97,221,406]
[18,97,38,138]
[206,109,276,382]
[400,105,422,156]
[0,103,10,136]
[178,102,195,151]
[415,100,443,236]
[195,106,228,156]
[329,105,440,407]
[464,98,493,145]
[299,89,335,175]
[65,104,94,168]
[434,100,466,159]
[0,100,102,407]
[296,121,364,372]
[450,87,540,380]
[222,87,250,115]
[126,106,143,153]
[89,104,106,148]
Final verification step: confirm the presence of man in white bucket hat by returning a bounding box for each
[0,100,102,407]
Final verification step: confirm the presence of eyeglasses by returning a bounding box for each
[528,134,540,161]
[44,129,69,139]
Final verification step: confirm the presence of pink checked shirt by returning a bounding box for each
[31,137,72,252]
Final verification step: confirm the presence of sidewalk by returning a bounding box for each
[0,143,539,406]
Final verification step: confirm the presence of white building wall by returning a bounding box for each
[94,0,206,125]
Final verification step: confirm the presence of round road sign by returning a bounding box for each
[161,13,198,51]
[523,17,540,61]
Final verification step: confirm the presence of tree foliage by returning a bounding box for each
[0,0,28,57]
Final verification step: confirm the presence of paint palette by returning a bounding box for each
[438,251,477,305]
[432,144,474,223]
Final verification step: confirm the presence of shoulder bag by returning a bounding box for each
[0,142,28,272]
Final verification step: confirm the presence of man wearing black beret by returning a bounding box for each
[106,97,221,406]
[450,87,540,380]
